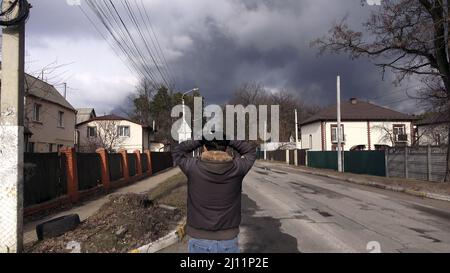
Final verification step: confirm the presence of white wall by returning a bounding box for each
[301,120,413,151]
[77,119,144,152]
[300,122,322,151]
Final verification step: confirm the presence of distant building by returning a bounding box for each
[299,98,417,151]
[76,114,153,152]
[0,72,77,153]
[416,113,449,146]
[76,108,96,124]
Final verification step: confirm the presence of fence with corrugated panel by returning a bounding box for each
[24,149,174,217]
[24,153,67,207]
[108,153,123,181]
[150,152,173,174]
[127,153,137,177]
[77,153,102,191]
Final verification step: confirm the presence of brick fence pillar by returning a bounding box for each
[134,150,143,176]
[144,150,153,175]
[96,148,110,191]
[62,147,79,203]
[119,149,130,180]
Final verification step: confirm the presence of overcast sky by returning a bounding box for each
[11,0,420,115]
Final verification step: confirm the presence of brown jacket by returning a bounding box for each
[172,140,256,240]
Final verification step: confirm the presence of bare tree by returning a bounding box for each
[85,120,125,152]
[228,82,320,143]
[312,0,450,181]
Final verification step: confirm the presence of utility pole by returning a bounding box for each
[337,75,343,172]
[63,82,67,99]
[0,0,28,253]
[294,109,299,166]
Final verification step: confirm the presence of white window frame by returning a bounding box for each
[87,126,97,138]
[33,103,41,122]
[331,124,345,143]
[118,126,130,138]
[58,111,64,128]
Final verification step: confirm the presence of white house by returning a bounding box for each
[300,98,417,151]
[76,114,153,152]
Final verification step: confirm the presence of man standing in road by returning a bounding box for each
[172,134,256,253]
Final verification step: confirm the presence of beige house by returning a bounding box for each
[300,98,417,151]
[0,72,77,153]
[76,114,153,152]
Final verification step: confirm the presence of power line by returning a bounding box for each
[81,0,175,91]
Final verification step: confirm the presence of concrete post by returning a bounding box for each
[144,150,152,175]
[404,147,409,179]
[427,145,432,181]
[286,150,289,165]
[0,1,26,253]
[119,149,130,180]
[62,147,79,203]
[385,149,389,178]
[96,148,110,191]
[134,150,142,176]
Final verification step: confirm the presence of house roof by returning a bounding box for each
[300,98,417,126]
[24,74,76,112]
[76,108,96,124]
[416,112,450,126]
[0,69,76,112]
[77,114,153,130]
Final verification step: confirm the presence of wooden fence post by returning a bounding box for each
[134,150,143,176]
[62,147,79,203]
[144,150,152,175]
[96,148,110,191]
[119,149,130,180]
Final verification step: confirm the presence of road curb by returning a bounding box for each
[129,218,186,253]
[280,165,450,203]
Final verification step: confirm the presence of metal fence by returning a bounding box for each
[127,153,137,177]
[150,152,173,174]
[142,153,149,173]
[77,153,102,191]
[108,153,123,181]
[23,153,67,207]
[387,146,447,182]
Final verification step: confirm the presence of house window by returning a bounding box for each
[33,103,41,122]
[393,124,407,142]
[58,111,64,127]
[87,126,97,138]
[118,126,130,137]
[331,125,345,143]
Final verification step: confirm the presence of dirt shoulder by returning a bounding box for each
[258,161,450,197]
[25,173,188,253]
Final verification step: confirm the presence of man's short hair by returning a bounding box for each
[202,132,230,152]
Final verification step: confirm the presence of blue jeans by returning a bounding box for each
[188,237,240,253]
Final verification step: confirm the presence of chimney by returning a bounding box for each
[350,98,358,105]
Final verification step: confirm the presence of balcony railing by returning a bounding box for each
[395,134,408,142]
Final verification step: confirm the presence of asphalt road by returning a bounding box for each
[239,161,450,253]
